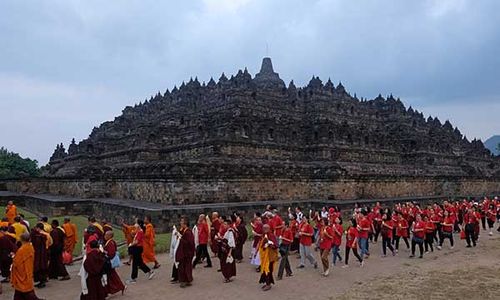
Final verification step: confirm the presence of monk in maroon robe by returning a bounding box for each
[218,218,237,282]
[0,228,17,281]
[210,212,221,255]
[103,231,125,295]
[175,216,195,288]
[233,215,248,262]
[81,240,107,300]
[31,223,49,288]
[48,220,70,280]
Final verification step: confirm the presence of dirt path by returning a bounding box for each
[2,233,500,300]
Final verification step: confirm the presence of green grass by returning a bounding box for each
[18,208,170,258]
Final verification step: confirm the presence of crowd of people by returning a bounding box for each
[1,196,499,299]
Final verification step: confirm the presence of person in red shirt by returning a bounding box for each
[127,219,154,283]
[395,212,410,252]
[356,210,371,258]
[437,210,454,250]
[380,213,395,257]
[463,208,478,247]
[288,213,300,253]
[319,218,333,276]
[271,213,284,238]
[331,217,343,266]
[486,204,496,236]
[193,214,212,268]
[297,215,318,269]
[372,208,382,243]
[250,214,263,271]
[410,214,425,258]
[277,222,293,280]
[343,218,363,268]
[423,215,435,253]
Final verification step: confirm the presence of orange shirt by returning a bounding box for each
[62,223,77,242]
[11,242,35,293]
[5,204,17,224]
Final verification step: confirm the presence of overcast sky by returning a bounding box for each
[1,0,499,165]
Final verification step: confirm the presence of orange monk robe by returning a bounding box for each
[122,224,136,245]
[5,204,17,224]
[11,242,35,293]
[142,223,156,263]
[62,223,77,254]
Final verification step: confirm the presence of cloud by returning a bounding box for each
[0,0,499,164]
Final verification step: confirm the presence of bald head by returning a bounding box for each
[20,232,31,243]
[263,224,271,233]
[104,230,114,240]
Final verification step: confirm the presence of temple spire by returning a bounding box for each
[253,57,285,89]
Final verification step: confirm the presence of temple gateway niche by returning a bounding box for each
[35,58,500,204]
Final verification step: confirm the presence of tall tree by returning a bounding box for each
[0,147,40,179]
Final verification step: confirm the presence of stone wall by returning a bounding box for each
[3,177,499,206]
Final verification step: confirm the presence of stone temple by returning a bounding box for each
[7,58,500,205]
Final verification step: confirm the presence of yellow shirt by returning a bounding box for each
[12,222,28,241]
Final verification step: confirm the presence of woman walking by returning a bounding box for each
[342,219,363,268]
[126,220,155,284]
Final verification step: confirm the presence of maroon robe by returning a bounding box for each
[0,233,17,278]
[30,230,49,283]
[48,227,69,278]
[210,219,221,254]
[175,228,195,283]
[104,239,125,295]
[219,228,236,280]
[80,249,107,300]
[233,222,247,261]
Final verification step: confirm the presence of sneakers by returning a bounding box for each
[450,246,454,250]
[342,264,349,269]
[148,271,155,280]
[313,263,318,269]
[360,261,364,267]
[437,246,442,250]
[126,279,137,284]
[323,269,330,277]
[297,265,305,269]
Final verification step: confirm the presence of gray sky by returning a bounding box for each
[1,0,499,165]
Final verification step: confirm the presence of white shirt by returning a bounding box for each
[224,229,236,248]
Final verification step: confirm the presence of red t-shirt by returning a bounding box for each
[464,212,478,224]
[346,227,358,248]
[441,217,453,233]
[381,220,394,238]
[358,217,370,239]
[425,221,435,234]
[396,219,408,238]
[319,226,333,250]
[299,223,314,246]
[281,228,293,245]
[487,209,497,222]
[332,224,343,246]
[271,215,284,237]
[134,230,144,247]
[198,222,209,245]
[413,221,425,239]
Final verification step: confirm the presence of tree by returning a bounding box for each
[0,147,40,179]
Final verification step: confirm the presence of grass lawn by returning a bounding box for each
[18,208,171,258]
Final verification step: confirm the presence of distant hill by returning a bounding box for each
[484,135,500,156]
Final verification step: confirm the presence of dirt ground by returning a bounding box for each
[2,233,500,300]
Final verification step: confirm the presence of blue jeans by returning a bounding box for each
[358,238,368,257]
[331,245,342,265]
